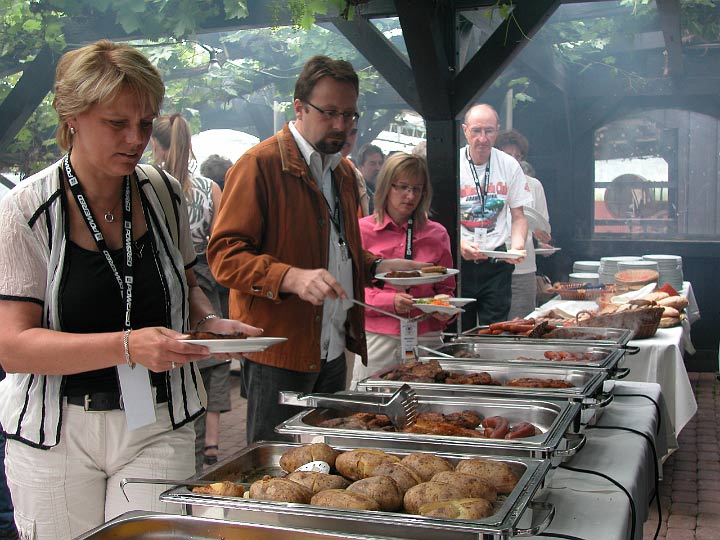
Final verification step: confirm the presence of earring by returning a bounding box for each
[69,126,76,135]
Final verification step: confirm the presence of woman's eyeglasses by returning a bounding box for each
[391,183,424,195]
[305,101,360,123]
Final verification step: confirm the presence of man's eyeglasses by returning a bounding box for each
[305,101,360,123]
[391,183,424,195]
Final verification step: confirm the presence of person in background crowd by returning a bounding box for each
[0,40,260,540]
[200,154,233,192]
[341,122,370,217]
[495,129,552,319]
[356,143,384,213]
[207,55,425,443]
[351,153,455,387]
[0,368,18,540]
[458,104,531,330]
[151,115,229,471]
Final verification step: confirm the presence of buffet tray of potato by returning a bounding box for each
[429,341,628,374]
[73,510,375,540]
[276,391,585,461]
[458,325,634,348]
[159,442,555,540]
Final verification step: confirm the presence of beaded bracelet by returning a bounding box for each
[195,313,219,331]
[123,329,135,369]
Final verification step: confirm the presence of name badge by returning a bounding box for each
[400,319,418,360]
[117,364,156,430]
[473,227,488,245]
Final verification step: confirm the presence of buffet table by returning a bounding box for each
[529,282,698,435]
[529,380,675,540]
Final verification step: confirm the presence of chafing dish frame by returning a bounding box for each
[457,326,634,348]
[160,441,555,540]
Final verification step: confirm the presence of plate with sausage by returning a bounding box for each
[376,268,459,287]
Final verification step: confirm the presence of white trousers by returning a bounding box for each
[350,331,443,390]
[5,400,195,540]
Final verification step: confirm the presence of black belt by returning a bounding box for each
[66,387,168,411]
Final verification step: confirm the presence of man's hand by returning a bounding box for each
[504,248,527,265]
[281,267,347,306]
[460,239,489,262]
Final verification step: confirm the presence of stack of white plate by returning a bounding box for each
[642,254,684,290]
[598,256,642,284]
[569,272,600,285]
[573,261,601,274]
[616,260,659,274]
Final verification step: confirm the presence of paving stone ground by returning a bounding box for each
[209,369,719,540]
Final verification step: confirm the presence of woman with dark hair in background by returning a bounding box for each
[151,115,229,469]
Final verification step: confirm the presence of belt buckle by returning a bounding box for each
[83,394,92,411]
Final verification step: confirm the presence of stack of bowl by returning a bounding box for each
[573,260,601,274]
[642,254,684,291]
[598,256,642,284]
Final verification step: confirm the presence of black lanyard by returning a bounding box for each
[466,146,491,214]
[63,154,134,331]
[404,215,415,259]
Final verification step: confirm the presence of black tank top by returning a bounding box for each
[61,232,168,395]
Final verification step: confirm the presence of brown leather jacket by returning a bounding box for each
[207,124,375,372]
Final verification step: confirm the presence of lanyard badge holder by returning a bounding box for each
[351,299,426,361]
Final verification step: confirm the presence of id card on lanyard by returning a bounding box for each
[64,155,156,429]
[467,148,491,247]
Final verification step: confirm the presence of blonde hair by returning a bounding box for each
[152,114,195,193]
[53,39,164,152]
[373,152,432,228]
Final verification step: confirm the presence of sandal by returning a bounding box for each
[203,444,219,465]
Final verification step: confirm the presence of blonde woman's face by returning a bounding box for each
[386,173,424,224]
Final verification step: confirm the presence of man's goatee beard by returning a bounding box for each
[317,139,345,155]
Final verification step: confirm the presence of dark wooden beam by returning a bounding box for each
[330,16,421,112]
[452,0,561,117]
[0,46,56,150]
[656,0,684,79]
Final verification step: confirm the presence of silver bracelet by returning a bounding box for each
[123,329,135,370]
[195,313,219,331]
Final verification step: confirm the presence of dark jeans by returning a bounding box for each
[0,369,18,539]
[242,355,347,444]
[460,258,514,331]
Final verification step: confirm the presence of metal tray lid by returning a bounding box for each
[456,326,634,348]
[276,393,583,460]
[160,441,555,540]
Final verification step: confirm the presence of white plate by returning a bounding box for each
[413,296,476,307]
[376,268,459,287]
[535,247,561,255]
[524,207,551,233]
[412,303,464,315]
[477,250,527,260]
[183,337,287,353]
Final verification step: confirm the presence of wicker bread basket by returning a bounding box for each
[550,282,616,301]
[575,305,664,339]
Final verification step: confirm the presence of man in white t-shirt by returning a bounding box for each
[459,104,532,330]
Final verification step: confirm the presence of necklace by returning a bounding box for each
[103,194,123,223]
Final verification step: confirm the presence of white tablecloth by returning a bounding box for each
[529,282,698,435]
[530,381,675,540]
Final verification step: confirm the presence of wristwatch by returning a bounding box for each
[370,258,384,277]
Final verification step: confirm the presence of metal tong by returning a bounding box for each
[279,384,418,429]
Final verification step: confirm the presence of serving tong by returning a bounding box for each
[279,384,418,430]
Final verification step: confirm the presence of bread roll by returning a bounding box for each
[347,476,404,511]
[643,291,669,302]
[335,449,400,481]
[248,477,312,503]
[455,458,519,494]
[370,461,422,493]
[658,296,689,310]
[403,481,466,514]
[430,471,497,502]
[311,489,380,511]
[400,452,454,482]
[658,316,680,328]
[285,471,349,494]
[279,443,339,473]
[418,498,494,520]
[661,306,680,318]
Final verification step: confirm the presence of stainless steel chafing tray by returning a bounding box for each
[277,393,584,460]
[160,442,554,540]
[73,510,381,540]
[458,326,635,348]
[429,341,628,373]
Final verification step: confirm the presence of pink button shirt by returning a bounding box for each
[360,214,456,336]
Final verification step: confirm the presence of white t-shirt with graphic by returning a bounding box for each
[459,146,532,250]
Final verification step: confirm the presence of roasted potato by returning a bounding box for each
[285,471,349,494]
[310,489,380,511]
[279,443,339,473]
[335,449,400,481]
[455,458,519,495]
[403,481,466,515]
[418,497,494,519]
[430,471,497,502]
[370,461,422,494]
[400,452,454,482]
[347,476,403,511]
[191,481,245,497]
[248,477,312,503]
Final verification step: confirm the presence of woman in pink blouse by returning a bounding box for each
[351,152,455,386]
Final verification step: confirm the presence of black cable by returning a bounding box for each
[587,424,661,540]
[613,393,662,436]
[559,464,636,540]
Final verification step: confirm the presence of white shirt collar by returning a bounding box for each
[289,121,342,178]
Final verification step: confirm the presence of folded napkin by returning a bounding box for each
[609,283,656,305]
